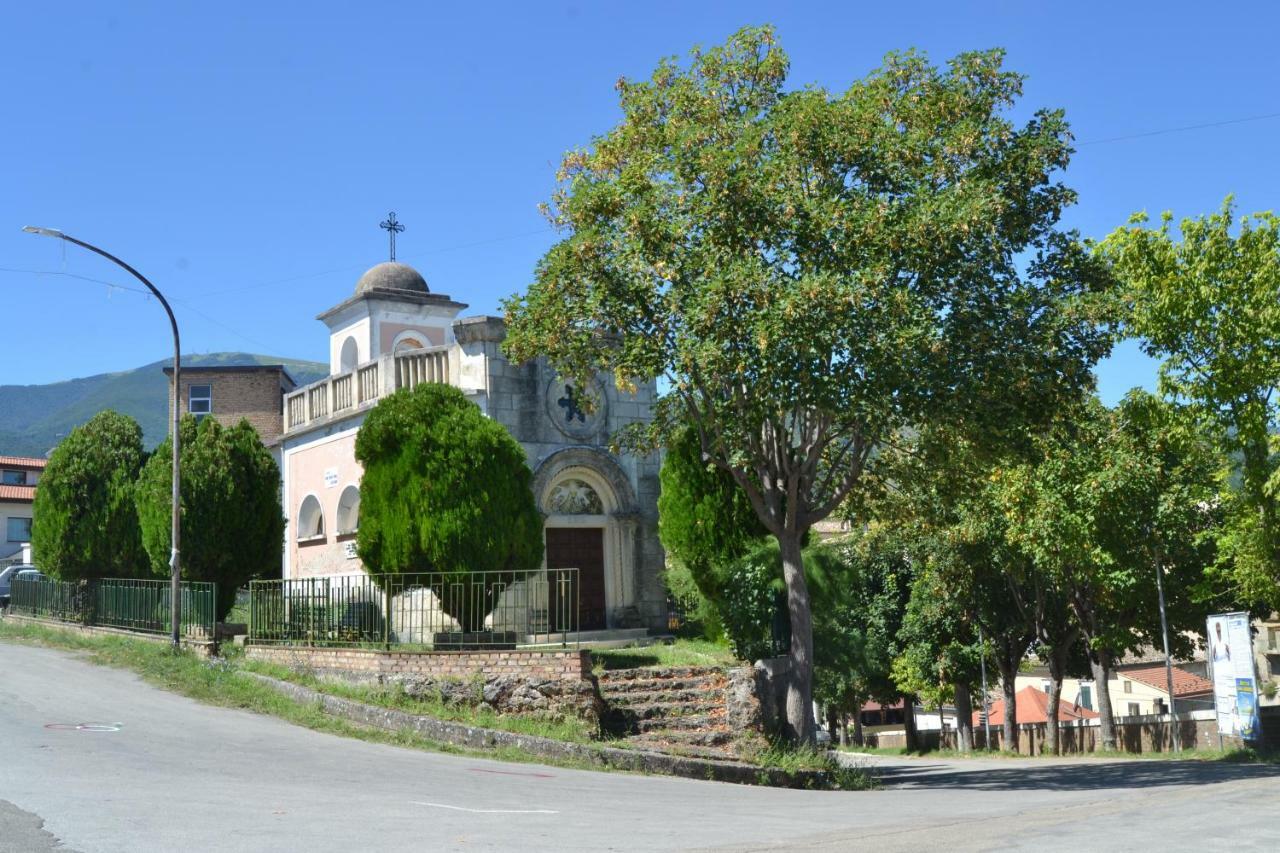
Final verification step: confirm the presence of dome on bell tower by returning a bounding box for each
[355,262,429,295]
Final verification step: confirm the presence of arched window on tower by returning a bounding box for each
[339,336,359,373]
[298,495,325,541]
[336,485,360,535]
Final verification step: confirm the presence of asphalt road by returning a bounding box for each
[2,641,1277,853]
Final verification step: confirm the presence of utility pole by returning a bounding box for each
[23,226,183,649]
[1154,540,1182,752]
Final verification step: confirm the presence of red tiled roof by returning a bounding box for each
[0,456,46,468]
[0,484,36,501]
[1121,663,1213,698]
[973,685,1099,727]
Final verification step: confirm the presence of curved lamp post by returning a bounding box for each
[22,226,183,649]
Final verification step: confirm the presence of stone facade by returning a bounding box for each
[165,365,295,444]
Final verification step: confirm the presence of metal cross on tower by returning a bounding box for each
[379,211,405,261]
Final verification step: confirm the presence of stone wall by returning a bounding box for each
[243,644,601,723]
[244,644,591,680]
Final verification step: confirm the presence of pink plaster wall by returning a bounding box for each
[288,432,365,579]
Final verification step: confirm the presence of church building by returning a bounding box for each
[274,250,666,633]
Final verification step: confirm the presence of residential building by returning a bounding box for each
[1015,660,1214,718]
[0,455,44,564]
[164,364,297,444]
[973,685,1100,727]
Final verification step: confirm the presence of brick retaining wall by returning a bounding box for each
[243,644,592,682]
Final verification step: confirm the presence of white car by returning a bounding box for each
[0,564,39,607]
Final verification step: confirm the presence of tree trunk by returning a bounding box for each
[1044,674,1063,756]
[996,657,1019,752]
[1091,652,1117,751]
[826,706,839,745]
[778,532,814,744]
[902,693,919,753]
[853,706,864,746]
[839,714,848,748]
[954,681,974,754]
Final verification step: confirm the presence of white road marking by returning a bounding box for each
[411,802,559,815]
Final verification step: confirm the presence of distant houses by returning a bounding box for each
[0,455,43,565]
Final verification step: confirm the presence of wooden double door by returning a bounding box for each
[545,527,607,631]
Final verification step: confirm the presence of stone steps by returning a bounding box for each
[635,711,728,734]
[633,728,736,748]
[597,665,740,758]
[597,676,726,695]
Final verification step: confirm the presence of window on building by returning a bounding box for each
[1041,679,1052,694]
[1078,683,1094,711]
[6,517,32,542]
[1,470,25,485]
[1127,702,1141,717]
[1154,698,1168,715]
[189,384,212,420]
[1123,679,1133,694]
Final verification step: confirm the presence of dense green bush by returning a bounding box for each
[354,384,544,632]
[135,416,284,619]
[32,410,147,580]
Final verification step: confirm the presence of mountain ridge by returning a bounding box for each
[0,352,328,456]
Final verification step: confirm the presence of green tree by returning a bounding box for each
[354,384,544,632]
[31,410,147,581]
[136,416,284,619]
[1100,200,1280,610]
[502,27,1113,741]
[658,423,769,636]
[995,393,1218,748]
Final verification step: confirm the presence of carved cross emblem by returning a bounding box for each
[557,384,586,424]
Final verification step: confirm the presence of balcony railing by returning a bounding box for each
[283,346,451,432]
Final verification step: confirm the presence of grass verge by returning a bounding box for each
[237,655,600,744]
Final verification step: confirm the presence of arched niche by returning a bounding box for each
[298,494,325,540]
[339,336,360,373]
[336,485,360,534]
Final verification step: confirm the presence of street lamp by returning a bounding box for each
[22,226,184,649]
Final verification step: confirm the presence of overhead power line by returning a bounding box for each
[1077,111,1280,146]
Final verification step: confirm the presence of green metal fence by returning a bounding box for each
[9,575,217,638]
[249,569,580,649]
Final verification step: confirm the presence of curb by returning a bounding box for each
[244,671,832,788]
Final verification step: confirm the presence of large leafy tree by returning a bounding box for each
[32,410,147,581]
[503,27,1113,741]
[136,416,284,619]
[995,393,1218,748]
[1100,200,1280,611]
[354,384,544,632]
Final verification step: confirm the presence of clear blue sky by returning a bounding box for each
[4,1,1277,403]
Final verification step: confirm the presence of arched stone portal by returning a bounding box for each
[533,448,640,631]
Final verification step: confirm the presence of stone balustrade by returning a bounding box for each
[283,346,451,433]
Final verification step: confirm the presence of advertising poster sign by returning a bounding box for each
[1206,612,1261,741]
